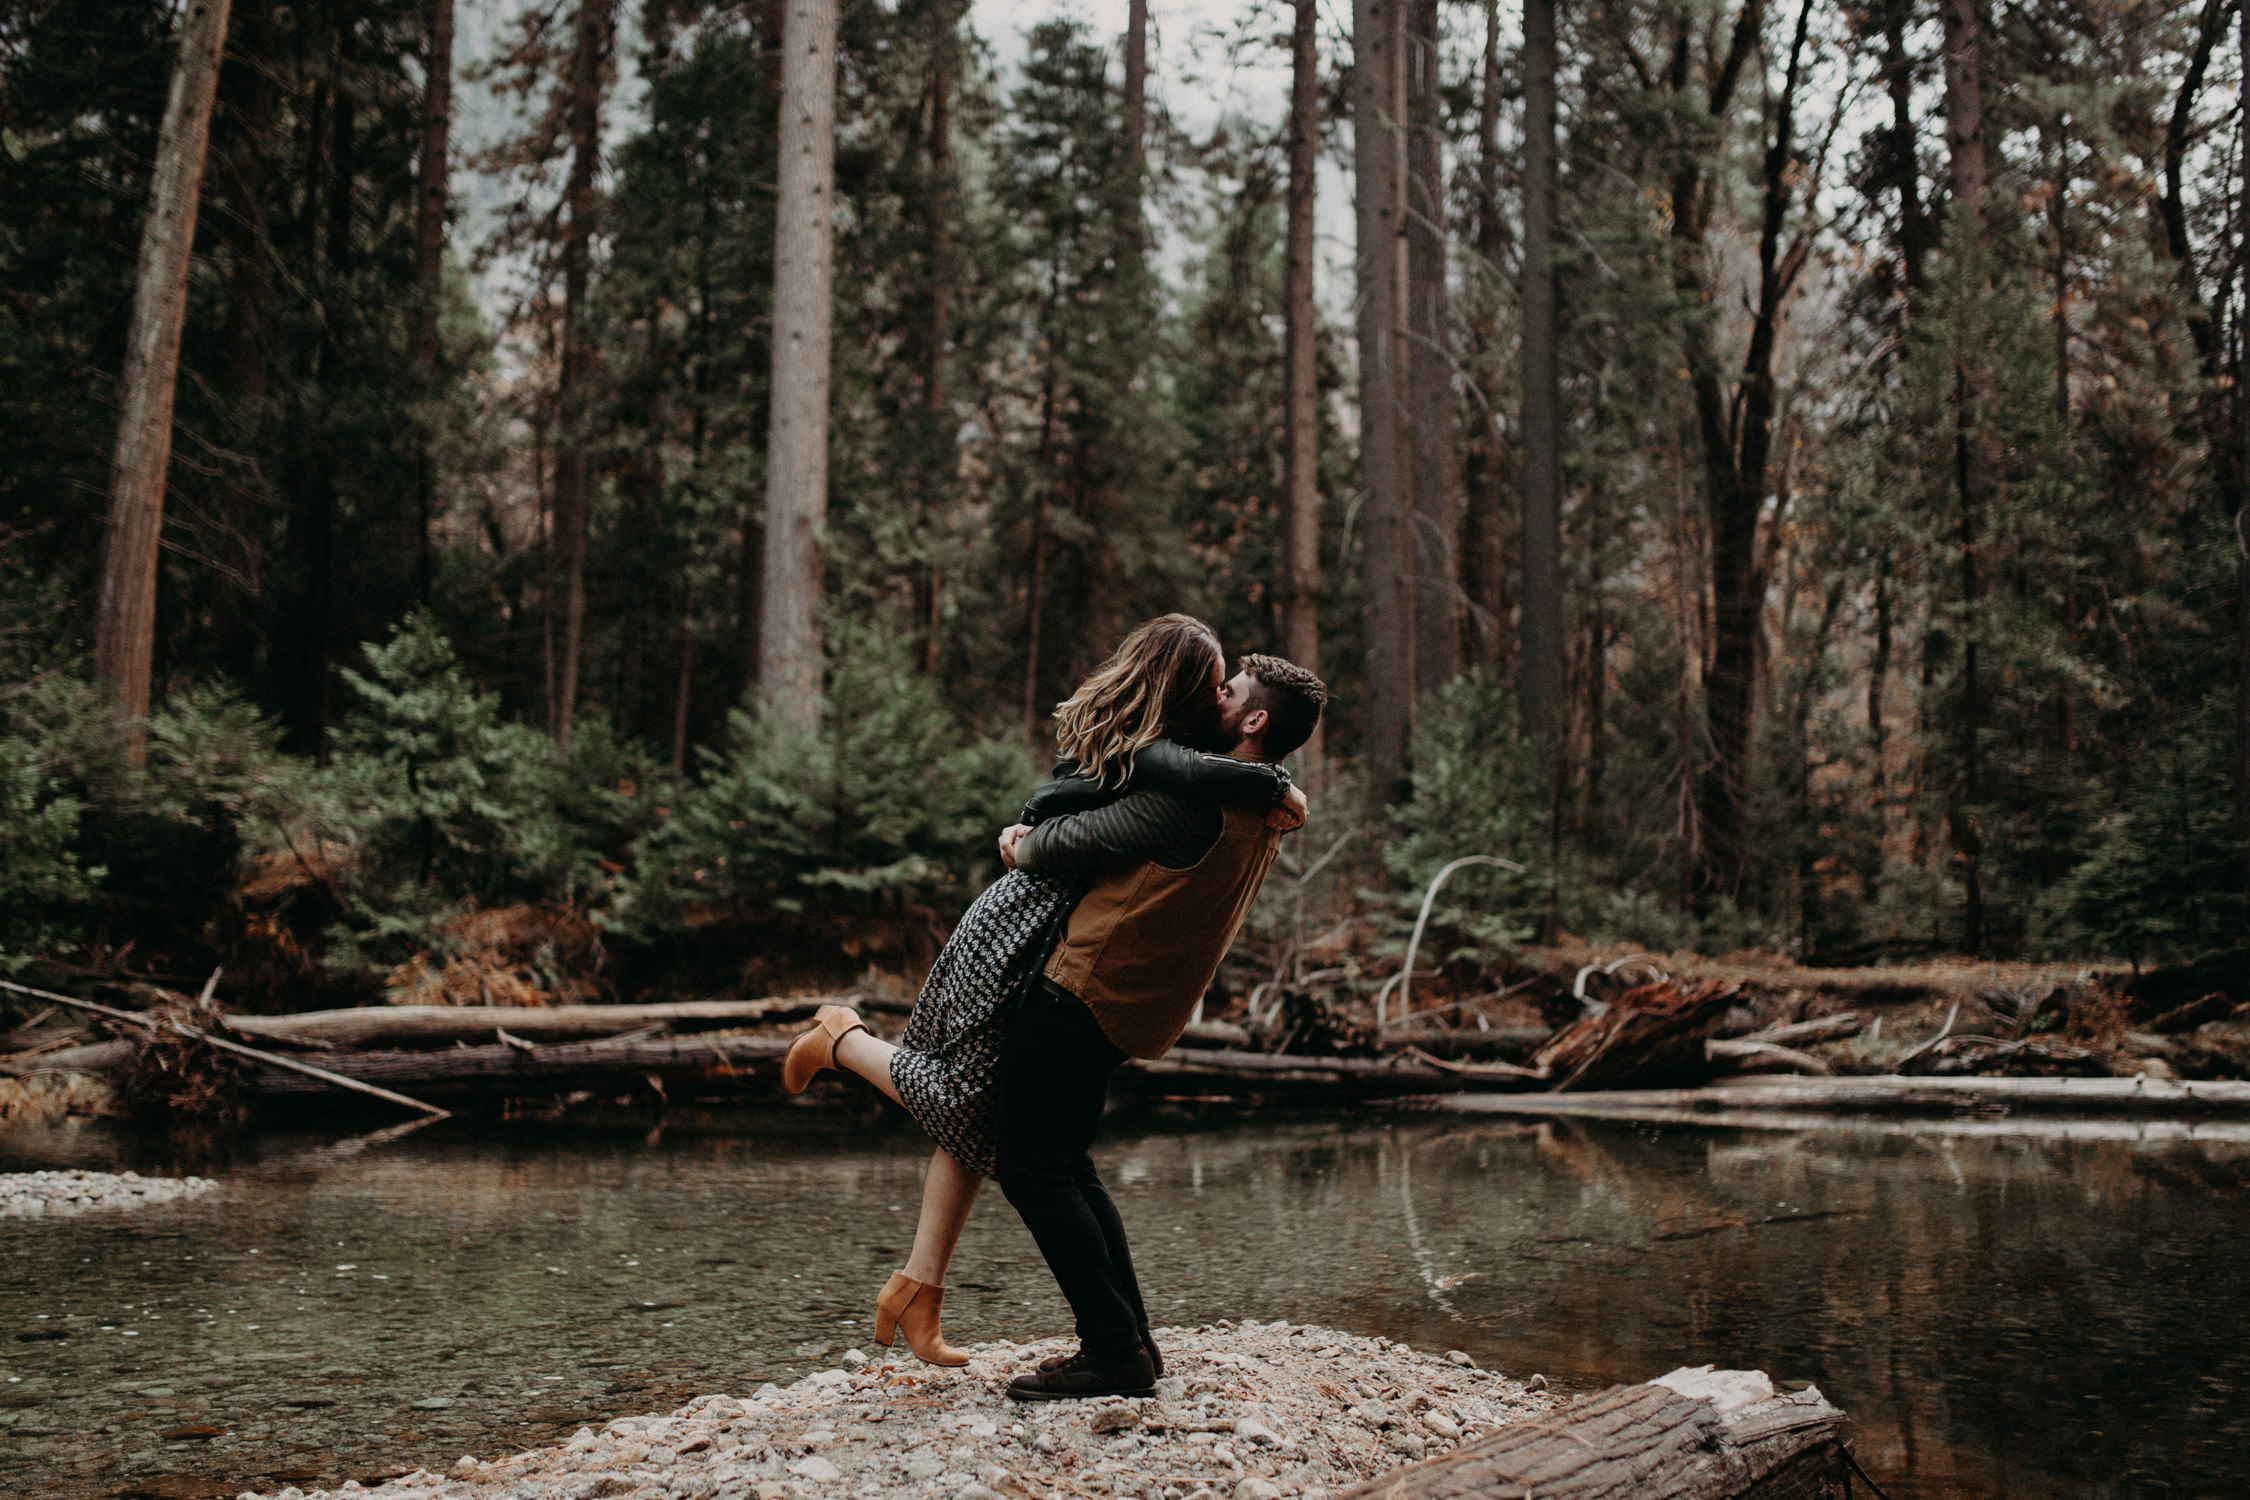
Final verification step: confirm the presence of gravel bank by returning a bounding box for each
[0,1167,218,1217]
[241,1321,1555,1500]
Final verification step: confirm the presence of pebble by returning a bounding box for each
[0,1168,217,1218]
[232,1322,1554,1500]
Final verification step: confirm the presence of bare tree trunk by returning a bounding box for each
[2237,0,2250,921]
[1355,0,1413,813]
[671,590,695,777]
[1519,0,1561,764]
[550,0,612,751]
[757,0,838,731]
[409,0,455,603]
[1404,0,1457,696]
[1940,0,1993,950]
[1123,0,1148,168]
[1882,1,1930,294]
[1461,0,1510,670]
[93,0,234,753]
[1281,0,1323,767]
[915,9,957,676]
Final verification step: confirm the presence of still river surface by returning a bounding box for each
[1,1102,2244,1499]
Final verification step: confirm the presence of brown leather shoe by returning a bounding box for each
[781,1004,867,1094]
[873,1271,970,1367]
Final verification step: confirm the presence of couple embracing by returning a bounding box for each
[777,614,1326,1402]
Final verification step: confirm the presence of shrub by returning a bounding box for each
[622,629,1036,929]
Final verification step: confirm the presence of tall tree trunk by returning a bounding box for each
[1281,0,1322,762]
[758,0,838,730]
[94,0,234,753]
[1123,0,1148,168]
[1404,0,1457,695]
[2237,0,2250,920]
[916,11,956,675]
[1519,0,1562,765]
[551,0,613,750]
[1882,1,1930,294]
[409,0,455,603]
[1462,0,1510,669]
[1355,0,1413,813]
[1940,0,1993,950]
[214,0,272,676]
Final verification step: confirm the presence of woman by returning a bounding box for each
[776,615,1304,1365]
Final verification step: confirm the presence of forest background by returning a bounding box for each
[3,0,2247,1015]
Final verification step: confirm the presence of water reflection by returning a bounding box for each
[2,1107,2243,1498]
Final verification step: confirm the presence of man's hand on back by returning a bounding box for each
[998,823,1033,870]
[1266,785,1308,833]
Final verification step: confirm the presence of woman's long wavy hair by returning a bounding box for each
[1051,614,1224,788]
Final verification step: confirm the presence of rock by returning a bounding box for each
[1234,1418,1280,1448]
[1090,1404,1142,1435]
[1444,1350,1475,1368]
[1526,1374,1548,1393]
[1421,1412,1461,1441]
[787,1454,842,1483]
[841,1348,869,1369]
[1235,1480,1284,1500]
[451,1456,479,1475]
[411,1397,454,1410]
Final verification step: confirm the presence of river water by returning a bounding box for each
[2,1103,2244,1499]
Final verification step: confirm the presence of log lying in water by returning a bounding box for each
[1429,1072,2250,1118]
[1338,1367,1845,1500]
[228,996,904,1051]
[248,1033,793,1096]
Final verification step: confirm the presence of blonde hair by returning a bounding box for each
[1051,614,1224,788]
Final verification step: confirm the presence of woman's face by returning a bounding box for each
[1170,645,1227,750]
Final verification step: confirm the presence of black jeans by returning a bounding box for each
[993,983,1149,1360]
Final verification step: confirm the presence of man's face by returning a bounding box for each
[1212,670,1259,751]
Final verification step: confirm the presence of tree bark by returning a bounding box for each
[1519,0,1561,764]
[1332,1378,1844,1500]
[1882,0,1931,294]
[1461,0,1510,670]
[550,0,613,751]
[1940,0,1994,950]
[1356,0,1414,814]
[93,0,235,753]
[409,0,454,603]
[1281,0,1323,764]
[758,0,839,731]
[1123,0,1148,168]
[1404,0,1457,695]
[2238,0,2250,918]
[915,8,958,676]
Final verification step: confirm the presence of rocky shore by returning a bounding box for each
[0,1167,218,1217]
[242,1321,1555,1500]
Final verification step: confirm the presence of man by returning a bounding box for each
[989,653,1327,1401]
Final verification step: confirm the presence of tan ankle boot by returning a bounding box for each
[873,1271,969,1367]
[781,1004,867,1094]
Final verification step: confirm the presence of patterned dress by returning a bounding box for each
[887,743,1288,1177]
[889,868,1087,1176]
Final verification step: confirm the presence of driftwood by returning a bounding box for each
[250,1034,791,1096]
[1122,1048,1486,1099]
[0,977,448,1117]
[1338,1367,1845,1500]
[1706,1040,1833,1076]
[1432,1072,2250,1119]
[1741,1012,1861,1048]
[227,997,904,1050]
[1535,979,1743,1091]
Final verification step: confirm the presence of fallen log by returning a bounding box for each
[1428,1072,2250,1118]
[1337,1366,1845,1500]
[1706,1039,1833,1076]
[1122,1048,1491,1099]
[227,996,903,1051]
[1742,1012,1861,1048]
[1535,979,1742,1091]
[250,1034,790,1095]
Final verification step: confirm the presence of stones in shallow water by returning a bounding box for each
[0,1169,218,1218]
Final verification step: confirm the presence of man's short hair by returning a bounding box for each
[1238,654,1327,759]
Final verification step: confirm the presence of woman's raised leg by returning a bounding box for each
[872,1148,983,1366]
[832,1028,905,1106]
